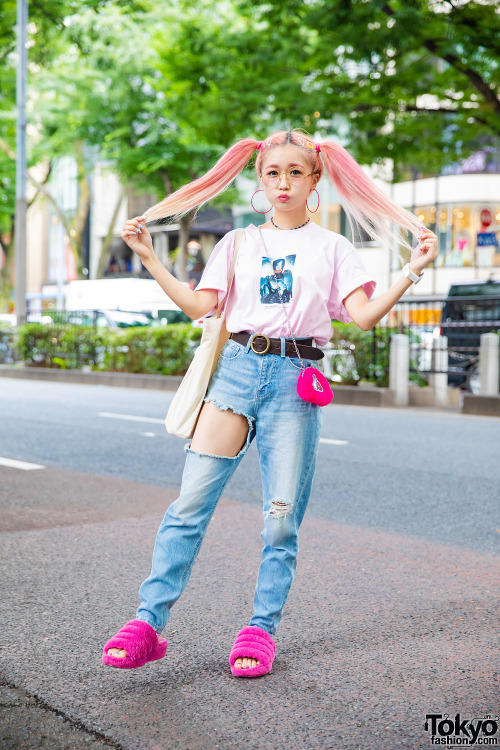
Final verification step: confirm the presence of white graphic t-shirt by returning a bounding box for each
[194,222,376,347]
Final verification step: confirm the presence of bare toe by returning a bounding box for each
[242,657,260,669]
[106,633,161,660]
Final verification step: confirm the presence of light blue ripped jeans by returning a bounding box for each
[137,333,323,636]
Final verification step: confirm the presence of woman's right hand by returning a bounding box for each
[121,216,155,264]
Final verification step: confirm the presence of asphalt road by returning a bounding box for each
[1,378,499,552]
[1,378,499,750]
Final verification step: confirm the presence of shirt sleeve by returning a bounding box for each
[328,243,377,324]
[194,230,236,319]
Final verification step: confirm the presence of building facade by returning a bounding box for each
[390,172,499,297]
[27,150,499,308]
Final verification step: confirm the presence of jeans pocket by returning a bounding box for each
[220,339,243,360]
[286,356,314,371]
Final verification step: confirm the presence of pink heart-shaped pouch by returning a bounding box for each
[296,367,334,406]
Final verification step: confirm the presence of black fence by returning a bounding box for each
[23,309,193,327]
[2,298,499,391]
[389,295,500,388]
[0,328,17,365]
[26,310,105,328]
[24,309,158,328]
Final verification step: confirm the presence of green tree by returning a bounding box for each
[3,0,497,312]
[237,0,500,179]
[2,1,249,298]
[0,0,154,308]
[1,0,92,305]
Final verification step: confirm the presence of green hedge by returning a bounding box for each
[96,325,201,375]
[329,322,393,387]
[6,321,427,386]
[14,323,202,375]
[15,323,106,369]
[329,322,428,387]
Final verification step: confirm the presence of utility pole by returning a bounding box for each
[15,0,28,323]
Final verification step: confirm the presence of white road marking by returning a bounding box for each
[98,412,164,424]
[0,457,45,471]
[98,413,349,445]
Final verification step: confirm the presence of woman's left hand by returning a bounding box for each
[410,227,439,275]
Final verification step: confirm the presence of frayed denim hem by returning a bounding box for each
[183,397,255,460]
[135,614,163,636]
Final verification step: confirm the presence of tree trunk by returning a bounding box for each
[0,224,15,313]
[73,140,91,278]
[159,169,172,196]
[175,209,197,282]
[96,185,126,279]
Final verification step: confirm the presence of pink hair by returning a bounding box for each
[142,138,259,223]
[142,128,421,259]
[319,139,421,258]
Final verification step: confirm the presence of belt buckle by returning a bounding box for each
[250,333,271,355]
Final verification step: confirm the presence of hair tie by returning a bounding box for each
[256,141,263,151]
[316,143,321,153]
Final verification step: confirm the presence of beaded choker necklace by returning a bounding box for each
[271,216,310,231]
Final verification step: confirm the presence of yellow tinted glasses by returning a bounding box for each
[262,167,313,187]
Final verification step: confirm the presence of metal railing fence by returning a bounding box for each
[2,299,499,390]
[388,296,500,386]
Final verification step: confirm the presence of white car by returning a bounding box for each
[0,314,16,326]
[65,309,158,328]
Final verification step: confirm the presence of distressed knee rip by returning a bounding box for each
[184,398,254,460]
[269,500,291,518]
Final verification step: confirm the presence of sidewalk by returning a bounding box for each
[2,463,498,750]
[0,680,119,750]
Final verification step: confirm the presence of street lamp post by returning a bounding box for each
[15,0,28,323]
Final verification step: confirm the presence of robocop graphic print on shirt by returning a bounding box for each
[260,255,296,306]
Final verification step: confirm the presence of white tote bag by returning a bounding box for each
[165,228,244,439]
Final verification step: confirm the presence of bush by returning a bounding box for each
[11,321,429,386]
[0,328,18,364]
[95,324,201,375]
[15,322,202,374]
[328,323,430,387]
[16,323,107,368]
[329,323,395,387]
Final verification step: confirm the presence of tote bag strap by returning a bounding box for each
[214,228,245,319]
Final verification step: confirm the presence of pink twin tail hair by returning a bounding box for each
[141,128,422,263]
[141,138,259,224]
[319,140,421,260]
[254,129,421,260]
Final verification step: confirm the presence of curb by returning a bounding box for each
[1,365,499,416]
[0,365,182,391]
[462,393,500,417]
[0,365,395,404]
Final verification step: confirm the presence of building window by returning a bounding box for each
[395,203,500,269]
[434,204,500,268]
[436,206,450,267]
[447,205,473,266]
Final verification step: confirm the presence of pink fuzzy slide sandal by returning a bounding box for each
[229,625,276,677]
[102,619,167,669]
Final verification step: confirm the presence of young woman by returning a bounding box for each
[102,129,438,677]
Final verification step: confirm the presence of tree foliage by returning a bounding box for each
[236,0,500,179]
[1,0,498,308]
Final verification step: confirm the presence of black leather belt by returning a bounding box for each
[230,331,324,360]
